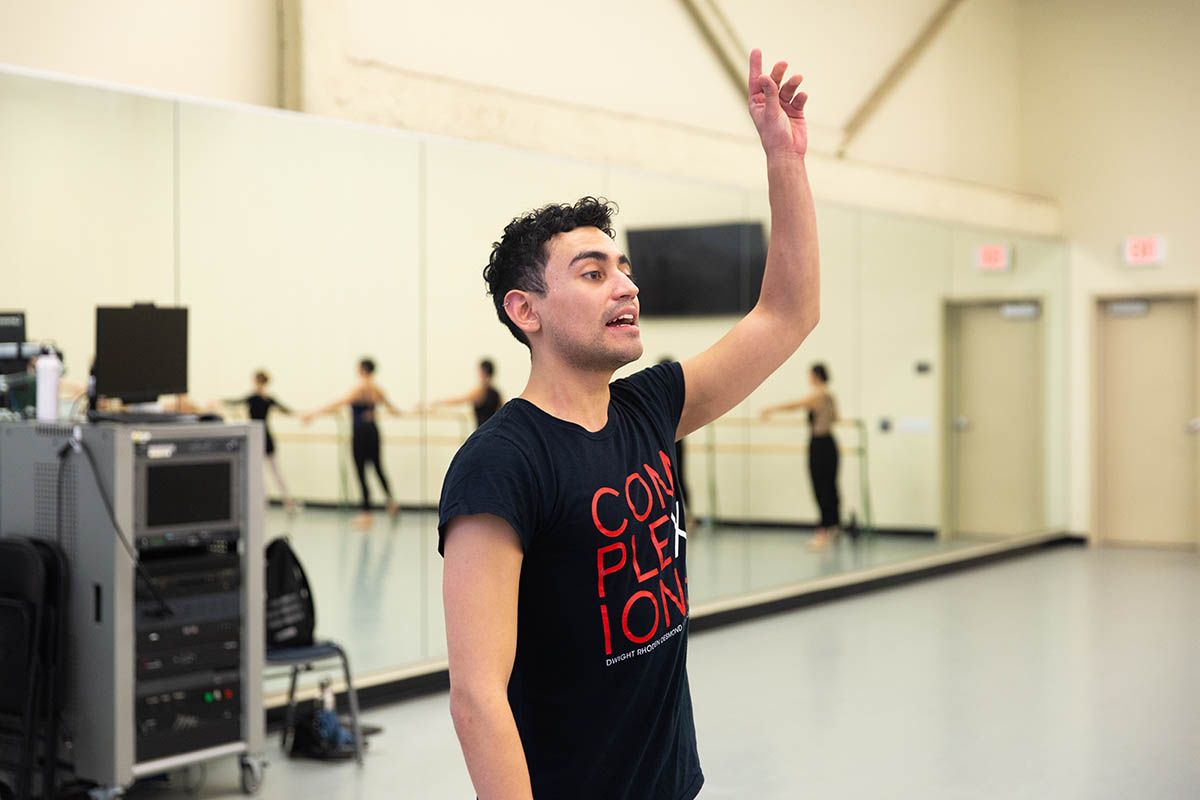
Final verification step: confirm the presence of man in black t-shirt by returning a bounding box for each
[440,49,818,800]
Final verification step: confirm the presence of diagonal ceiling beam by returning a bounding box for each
[677,0,750,100]
[838,0,968,158]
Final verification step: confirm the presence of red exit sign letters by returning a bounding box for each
[1123,236,1164,266]
[975,244,1011,272]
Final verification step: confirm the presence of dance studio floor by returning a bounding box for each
[132,545,1200,799]
[261,507,984,687]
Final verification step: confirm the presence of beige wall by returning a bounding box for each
[0,0,279,107]
[292,0,1056,232]
[1019,0,1200,534]
[844,0,1023,191]
[0,0,1058,231]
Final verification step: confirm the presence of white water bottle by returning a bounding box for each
[36,350,61,422]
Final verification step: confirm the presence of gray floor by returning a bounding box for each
[141,545,1199,799]
[264,507,982,688]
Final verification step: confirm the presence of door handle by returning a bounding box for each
[953,416,971,432]
[1188,418,1200,434]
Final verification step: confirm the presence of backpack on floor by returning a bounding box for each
[289,705,358,761]
[265,536,315,649]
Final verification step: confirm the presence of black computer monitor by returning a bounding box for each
[94,305,188,403]
[0,311,27,375]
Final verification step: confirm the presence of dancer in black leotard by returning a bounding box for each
[304,358,402,528]
[761,362,841,549]
[429,358,502,428]
[227,370,298,512]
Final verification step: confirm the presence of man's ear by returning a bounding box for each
[504,290,541,339]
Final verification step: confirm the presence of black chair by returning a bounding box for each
[0,538,48,800]
[266,642,364,763]
[29,541,67,800]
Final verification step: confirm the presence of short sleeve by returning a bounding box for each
[611,361,687,435]
[437,432,541,556]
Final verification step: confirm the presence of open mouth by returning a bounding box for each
[606,313,637,329]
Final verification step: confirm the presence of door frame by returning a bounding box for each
[940,294,1049,541]
[1090,289,1200,548]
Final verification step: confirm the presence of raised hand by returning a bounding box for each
[747,49,808,159]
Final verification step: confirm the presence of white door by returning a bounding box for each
[947,302,1044,537]
[1097,297,1198,546]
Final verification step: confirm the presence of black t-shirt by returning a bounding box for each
[439,362,702,800]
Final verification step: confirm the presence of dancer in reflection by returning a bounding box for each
[428,358,503,428]
[761,362,840,548]
[439,49,818,800]
[304,358,402,528]
[226,370,298,513]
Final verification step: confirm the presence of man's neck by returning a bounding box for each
[520,355,614,433]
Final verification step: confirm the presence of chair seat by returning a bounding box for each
[266,641,346,667]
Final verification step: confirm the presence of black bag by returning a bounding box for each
[289,705,358,761]
[265,537,315,649]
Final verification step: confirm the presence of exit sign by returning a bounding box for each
[1123,236,1165,266]
[976,244,1011,272]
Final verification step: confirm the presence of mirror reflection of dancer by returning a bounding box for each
[429,358,503,429]
[304,358,401,529]
[228,370,298,513]
[439,50,817,800]
[761,362,840,548]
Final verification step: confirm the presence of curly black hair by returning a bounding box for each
[483,197,618,347]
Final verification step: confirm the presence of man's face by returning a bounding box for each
[533,226,642,371]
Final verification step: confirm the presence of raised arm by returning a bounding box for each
[375,388,403,417]
[301,390,356,424]
[678,49,818,439]
[760,395,817,419]
[432,387,486,409]
[443,514,532,799]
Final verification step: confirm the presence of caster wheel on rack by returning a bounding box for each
[239,755,265,795]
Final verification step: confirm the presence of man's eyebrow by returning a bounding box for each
[569,250,630,267]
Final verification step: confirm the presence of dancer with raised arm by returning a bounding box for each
[762,362,841,548]
[304,358,402,528]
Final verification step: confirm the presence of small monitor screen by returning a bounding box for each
[0,311,26,375]
[146,462,232,527]
[94,306,188,402]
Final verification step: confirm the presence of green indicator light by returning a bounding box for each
[204,692,212,702]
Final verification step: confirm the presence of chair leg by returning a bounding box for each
[282,666,299,752]
[42,662,59,800]
[16,670,41,800]
[335,646,364,764]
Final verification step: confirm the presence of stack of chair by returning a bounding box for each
[0,536,67,800]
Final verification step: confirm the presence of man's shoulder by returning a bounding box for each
[610,361,685,415]
[455,402,537,461]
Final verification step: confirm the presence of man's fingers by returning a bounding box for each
[779,74,804,104]
[770,61,788,86]
[759,75,779,102]
[748,49,763,95]
[790,92,809,115]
